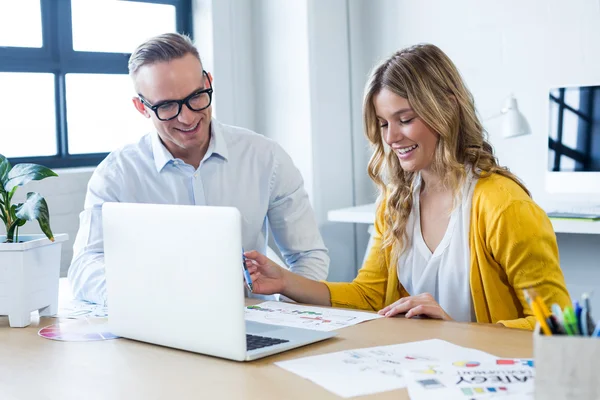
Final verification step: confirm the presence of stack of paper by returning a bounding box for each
[275,339,498,398]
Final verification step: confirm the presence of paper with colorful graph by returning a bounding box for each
[244,301,382,331]
[275,339,497,398]
[405,358,534,399]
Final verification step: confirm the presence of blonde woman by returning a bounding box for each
[244,44,570,329]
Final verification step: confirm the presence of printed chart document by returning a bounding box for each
[57,300,108,319]
[405,358,534,399]
[275,339,496,398]
[56,278,108,319]
[245,301,382,332]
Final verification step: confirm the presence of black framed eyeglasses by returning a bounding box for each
[138,70,213,121]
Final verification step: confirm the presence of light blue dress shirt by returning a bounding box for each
[68,119,329,305]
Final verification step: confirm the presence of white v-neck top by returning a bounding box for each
[398,171,478,322]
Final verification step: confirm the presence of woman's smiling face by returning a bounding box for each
[374,88,439,173]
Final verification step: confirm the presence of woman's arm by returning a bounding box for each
[245,201,393,311]
[244,250,332,305]
[489,200,571,329]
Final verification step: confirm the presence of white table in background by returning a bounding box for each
[327,202,600,266]
[328,203,600,234]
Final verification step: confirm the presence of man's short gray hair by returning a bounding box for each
[128,32,202,76]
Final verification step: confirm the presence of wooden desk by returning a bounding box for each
[0,301,532,400]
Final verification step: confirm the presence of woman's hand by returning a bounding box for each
[243,250,288,295]
[377,293,453,320]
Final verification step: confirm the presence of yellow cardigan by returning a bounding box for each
[324,173,571,330]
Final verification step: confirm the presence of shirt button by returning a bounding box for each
[194,173,198,178]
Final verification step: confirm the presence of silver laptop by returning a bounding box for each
[102,202,335,361]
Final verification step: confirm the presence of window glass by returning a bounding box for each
[71,0,176,53]
[66,73,152,154]
[0,0,43,48]
[0,73,56,157]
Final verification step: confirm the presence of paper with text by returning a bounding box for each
[405,358,534,399]
[244,301,382,331]
[275,339,496,398]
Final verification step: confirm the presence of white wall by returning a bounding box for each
[252,0,359,281]
[347,1,389,265]
[305,0,358,281]
[196,0,256,131]
[252,0,314,199]
[348,0,600,310]
[206,0,360,281]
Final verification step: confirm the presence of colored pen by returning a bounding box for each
[581,307,590,336]
[582,293,595,336]
[592,320,600,337]
[531,300,552,336]
[241,249,253,293]
[563,306,580,336]
[547,315,564,335]
[551,303,567,334]
[532,297,559,334]
[575,301,583,334]
[534,295,552,318]
[551,303,564,326]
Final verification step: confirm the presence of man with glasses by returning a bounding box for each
[68,33,329,305]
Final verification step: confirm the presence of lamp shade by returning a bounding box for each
[502,96,531,138]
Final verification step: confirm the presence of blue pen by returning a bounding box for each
[241,249,253,292]
[575,301,583,334]
[592,321,600,337]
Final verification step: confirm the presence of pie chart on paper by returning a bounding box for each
[38,320,119,342]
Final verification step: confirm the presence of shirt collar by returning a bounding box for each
[208,119,229,162]
[151,131,175,173]
[151,119,229,173]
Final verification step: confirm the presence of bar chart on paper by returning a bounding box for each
[244,301,382,331]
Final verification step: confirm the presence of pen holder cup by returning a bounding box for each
[534,324,600,400]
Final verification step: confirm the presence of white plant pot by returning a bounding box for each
[0,233,68,327]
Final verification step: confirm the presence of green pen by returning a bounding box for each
[563,317,574,335]
[563,306,580,336]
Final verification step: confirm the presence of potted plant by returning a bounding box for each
[0,154,68,327]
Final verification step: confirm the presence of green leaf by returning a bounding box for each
[10,203,18,221]
[15,192,54,241]
[7,185,18,202]
[0,154,11,190]
[0,201,7,225]
[5,163,57,192]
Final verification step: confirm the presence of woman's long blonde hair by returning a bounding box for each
[364,44,529,265]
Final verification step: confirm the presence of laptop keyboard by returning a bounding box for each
[246,334,289,351]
